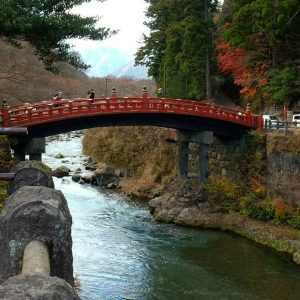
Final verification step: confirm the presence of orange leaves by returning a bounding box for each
[217,40,270,100]
[217,42,249,82]
[274,198,286,214]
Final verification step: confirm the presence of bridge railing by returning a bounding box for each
[0,97,259,129]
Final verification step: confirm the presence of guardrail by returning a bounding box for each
[0,127,28,135]
[0,173,15,180]
[263,120,300,130]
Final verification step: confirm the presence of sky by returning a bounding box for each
[70,0,224,77]
[70,0,149,77]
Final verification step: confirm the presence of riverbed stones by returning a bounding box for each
[93,169,119,187]
[0,186,74,285]
[52,166,70,178]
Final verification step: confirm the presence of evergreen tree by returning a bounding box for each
[136,0,218,100]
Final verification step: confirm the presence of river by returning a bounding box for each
[43,133,300,300]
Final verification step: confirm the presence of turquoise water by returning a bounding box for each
[45,134,300,300]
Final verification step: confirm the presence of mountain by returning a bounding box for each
[80,47,149,79]
[112,60,149,79]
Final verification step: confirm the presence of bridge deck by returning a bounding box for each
[0,97,261,130]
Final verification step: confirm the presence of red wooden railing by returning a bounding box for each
[0,96,261,129]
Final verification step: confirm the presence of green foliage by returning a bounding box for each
[236,131,266,177]
[202,175,240,210]
[136,0,218,99]
[287,211,300,229]
[264,64,300,108]
[218,0,299,109]
[0,136,14,172]
[240,193,275,221]
[0,181,8,212]
[0,0,115,72]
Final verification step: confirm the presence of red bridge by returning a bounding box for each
[0,91,262,138]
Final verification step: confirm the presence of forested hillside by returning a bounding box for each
[136,0,300,111]
[0,41,155,106]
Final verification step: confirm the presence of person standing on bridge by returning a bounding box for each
[89,89,95,100]
[53,92,62,101]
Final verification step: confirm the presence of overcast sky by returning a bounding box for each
[70,0,223,77]
[70,0,149,57]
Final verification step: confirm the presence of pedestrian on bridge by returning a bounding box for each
[53,92,62,101]
[89,89,95,100]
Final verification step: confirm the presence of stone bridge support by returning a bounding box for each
[12,137,45,161]
[177,130,213,182]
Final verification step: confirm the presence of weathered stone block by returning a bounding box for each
[7,167,54,195]
[0,275,80,300]
[0,186,73,285]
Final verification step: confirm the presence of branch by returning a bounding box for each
[287,5,300,25]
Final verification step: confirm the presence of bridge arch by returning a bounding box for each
[1,94,261,139]
[1,95,261,181]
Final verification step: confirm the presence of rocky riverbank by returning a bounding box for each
[149,179,300,265]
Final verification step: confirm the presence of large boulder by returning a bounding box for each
[93,169,119,187]
[52,166,70,178]
[0,186,74,285]
[0,275,81,300]
[11,160,52,175]
[7,167,54,195]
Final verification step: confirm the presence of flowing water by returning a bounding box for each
[44,133,300,300]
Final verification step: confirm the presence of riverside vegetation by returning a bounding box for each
[83,127,300,264]
[1,128,300,263]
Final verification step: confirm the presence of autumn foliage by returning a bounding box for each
[217,41,269,102]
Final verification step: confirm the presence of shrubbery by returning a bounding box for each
[202,176,300,229]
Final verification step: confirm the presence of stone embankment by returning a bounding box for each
[149,179,300,265]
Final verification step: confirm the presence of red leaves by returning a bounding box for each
[217,42,250,87]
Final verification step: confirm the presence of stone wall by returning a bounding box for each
[209,135,248,181]
[267,152,300,205]
[208,131,300,207]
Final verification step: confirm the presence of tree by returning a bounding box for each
[217,0,300,109]
[0,0,115,72]
[135,0,218,100]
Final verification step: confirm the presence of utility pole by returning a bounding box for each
[204,0,212,101]
[105,77,112,97]
[163,64,166,97]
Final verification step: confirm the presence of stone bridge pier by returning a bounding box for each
[12,137,45,161]
[177,130,213,182]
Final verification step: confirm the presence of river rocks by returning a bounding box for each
[93,169,119,187]
[71,174,81,183]
[0,186,74,285]
[0,275,80,300]
[55,153,64,159]
[52,166,70,178]
[149,179,204,221]
[85,162,96,171]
